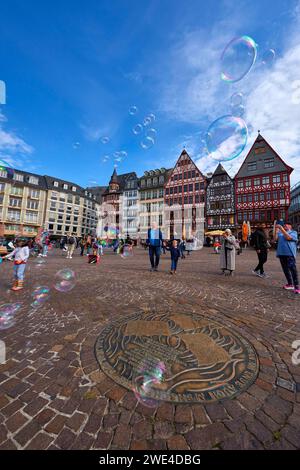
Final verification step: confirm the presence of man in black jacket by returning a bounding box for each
[252,223,269,278]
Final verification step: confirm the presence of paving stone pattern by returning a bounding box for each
[0,247,299,450]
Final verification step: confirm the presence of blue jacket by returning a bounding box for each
[147,228,163,247]
[166,246,181,260]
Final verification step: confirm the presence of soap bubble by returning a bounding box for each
[206,115,248,161]
[102,155,110,163]
[148,113,156,122]
[143,116,152,127]
[145,128,157,140]
[140,137,155,150]
[0,158,14,178]
[120,245,134,259]
[221,35,257,83]
[133,360,168,408]
[113,150,127,163]
[101,136,110,144]
[262,49,275,65]
[54,268,76,292]
[0,303,21,330]
[230,92,243,106]
[230,104,245,117]
[133,124,143,135]
[129,105,138,115]
[73,142,80,149]
[31,286,50,308]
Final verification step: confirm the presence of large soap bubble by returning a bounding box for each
[206,115,248,161]
[221,36,257,83]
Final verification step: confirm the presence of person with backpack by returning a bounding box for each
[66,233,77,259]
[146,222,163,271]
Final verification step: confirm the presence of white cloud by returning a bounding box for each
[158,3,300,185]
[0,111,34,169]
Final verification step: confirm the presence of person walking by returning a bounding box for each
[66,233,77,259]
[179,239,186,259]
[147,222,163,272]
[220,229,236,276]
[276,220,299,294]
[4,239,30,290]
[252,223,269,278]
[79,237,86,256]
[165,239,181,274]
[41,229,50,257]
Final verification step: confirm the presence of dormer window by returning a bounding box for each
[53,181,59,187]
[29,176,39,185]
[63,184,68,190]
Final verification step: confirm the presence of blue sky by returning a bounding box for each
[0,0,300,187]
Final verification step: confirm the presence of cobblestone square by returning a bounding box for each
[0,246,299,450]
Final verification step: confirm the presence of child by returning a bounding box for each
[164,239,181,274]
[4,239,29,290]
[88,245,100,264]
[213,238,221,254]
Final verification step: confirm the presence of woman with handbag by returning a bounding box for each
[220,229,236,276]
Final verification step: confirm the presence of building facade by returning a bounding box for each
[235,134,293,228]
[138,168,171,240]
[43,176,100,238]
[289,182,300,233]
[206,163,235,230]
[0,168,47,238]
[98,169,137,238]
[0,166,101,239]
[122,172,139,239]
[164,150,206,241]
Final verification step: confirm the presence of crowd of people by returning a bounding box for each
[0,220,299,295]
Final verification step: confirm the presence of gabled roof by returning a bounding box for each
[213,163,227,176]
[235,133,293,179]
[166,149,205,184]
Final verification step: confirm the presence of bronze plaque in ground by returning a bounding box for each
[94,311,259,403]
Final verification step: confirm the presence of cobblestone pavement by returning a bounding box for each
[0,247,299,450]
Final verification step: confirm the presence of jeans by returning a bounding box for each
[14,263,26,280]
[42,244,48,256]
[171,258,178,271]
[80,245,85,256]
[149,246,161,268]
[255,249,268,274]
[279,256,299,288]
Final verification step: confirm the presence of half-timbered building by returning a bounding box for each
[235,133,293,228]
[164,150,206,241]
[206,163,235,230]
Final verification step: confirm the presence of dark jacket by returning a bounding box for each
[166,246,181,260]
[252,229,268,251]
[146,228,163,247]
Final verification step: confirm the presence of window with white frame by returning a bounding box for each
[53,181,59,187]
[29,176,39,185]
[63,184,68,190]
[29,189,40,198]
[13,173,24,182]
[72,186,76,192]
[25,211,38,222]
[27,199,39,210]
[10,186,23,196]
[0,170,7,178]
[273,175,280,183]
[9,197,21,207]
[7,209,21,221]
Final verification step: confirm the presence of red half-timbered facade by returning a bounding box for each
[235,133,293,228]
[164,150,206,240]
